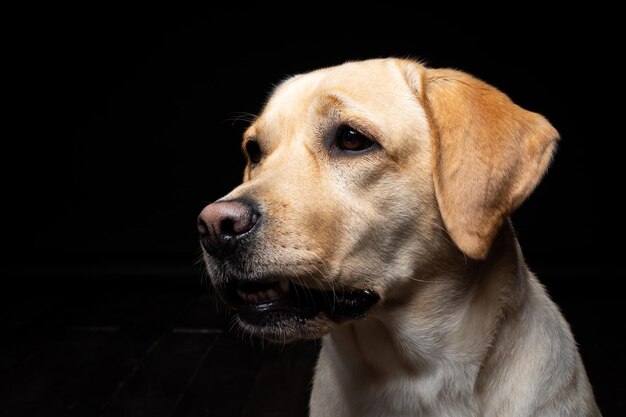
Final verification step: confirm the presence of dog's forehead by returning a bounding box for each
[249,59,425,139]
[269,59,413,113]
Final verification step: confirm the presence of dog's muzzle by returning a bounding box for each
[198,199,380,332]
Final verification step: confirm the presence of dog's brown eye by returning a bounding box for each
[245,140,262,164]
[336,126,374,152]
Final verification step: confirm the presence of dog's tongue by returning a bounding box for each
[316,289,380,319]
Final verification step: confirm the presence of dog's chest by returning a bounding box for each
[312,372,480,417]
[311,329,479,417]
[312,341,480,417]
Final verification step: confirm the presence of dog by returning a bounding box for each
[198,58,601,416]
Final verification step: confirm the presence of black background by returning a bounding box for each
[3,5,624,414]
[5,6,623,271]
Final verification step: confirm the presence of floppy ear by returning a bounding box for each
[418,67,559,259]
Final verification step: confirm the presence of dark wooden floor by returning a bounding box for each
[0,267,623,416]
[0,270,319,417]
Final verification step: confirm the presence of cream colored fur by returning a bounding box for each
[212,58,601,416]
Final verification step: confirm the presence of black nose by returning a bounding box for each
[197,200,259,255]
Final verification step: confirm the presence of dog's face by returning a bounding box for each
[199,59,558,342]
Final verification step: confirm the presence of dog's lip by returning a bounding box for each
[218,277,380,321]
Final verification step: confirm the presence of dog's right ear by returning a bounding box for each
[400,61,559,260]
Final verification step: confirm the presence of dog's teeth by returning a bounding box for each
[237,283,287,304]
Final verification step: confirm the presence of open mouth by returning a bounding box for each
[220,278,379,325]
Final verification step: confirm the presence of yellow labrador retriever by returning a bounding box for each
[198,59,601,416]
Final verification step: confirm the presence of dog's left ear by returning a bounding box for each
[403,63,559,259]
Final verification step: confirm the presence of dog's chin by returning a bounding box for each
[215,278,380,342]
[236,312,333,343]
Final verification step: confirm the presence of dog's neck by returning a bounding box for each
[324,221,529,383]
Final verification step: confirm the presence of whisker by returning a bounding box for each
[224,111,259,126]
[301,250,338,309]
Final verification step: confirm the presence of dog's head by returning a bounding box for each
[198,59,558,342]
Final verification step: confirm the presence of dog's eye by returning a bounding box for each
[245,140,262,164]
[335,126,375,152]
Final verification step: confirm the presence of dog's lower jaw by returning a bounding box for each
[232,290,381,342]
[310,229,601,417]
[235,313,333,343]
[215,277,381,342]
